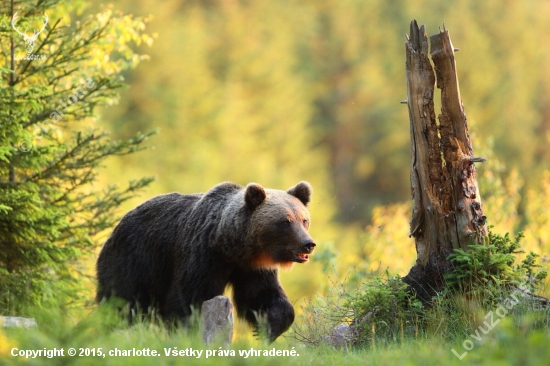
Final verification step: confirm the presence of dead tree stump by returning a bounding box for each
[402,20,488,302]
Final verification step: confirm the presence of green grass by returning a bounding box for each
[2,302,550,366]
[3,231,549,366]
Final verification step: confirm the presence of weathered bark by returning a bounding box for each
[402,20,488,302]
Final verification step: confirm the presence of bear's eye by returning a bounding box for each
[303,219,309,227]
[279,219,291,227]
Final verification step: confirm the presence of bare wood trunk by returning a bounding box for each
[402,20,488,302]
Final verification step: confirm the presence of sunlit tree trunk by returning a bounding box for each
[402,20,488,301]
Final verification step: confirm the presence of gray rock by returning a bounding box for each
[0,316,37,329]
[324,323,353,347]
[201,296,234,345]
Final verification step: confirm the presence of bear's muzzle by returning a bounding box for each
[294,240,316,263]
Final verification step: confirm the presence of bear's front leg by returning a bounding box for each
[230,268,294,342]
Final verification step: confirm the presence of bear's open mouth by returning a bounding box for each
[294,253,310,263]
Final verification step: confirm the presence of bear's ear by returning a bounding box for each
[287,181,312,206]
[245,183,266,210]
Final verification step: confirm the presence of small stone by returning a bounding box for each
[201,296,234,345]
[0,316,37,329]
[324,323,353,347]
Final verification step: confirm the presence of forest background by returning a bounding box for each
[95,0,550,305]
[3,0,550,317]
[99,0,550,302]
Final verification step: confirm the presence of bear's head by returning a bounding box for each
[244,181,316,269]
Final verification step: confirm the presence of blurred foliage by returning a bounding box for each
[99,0,550,223]
[84,0,550,310]
[523,171,550,257]
[358,204,415,275]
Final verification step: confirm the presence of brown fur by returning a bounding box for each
[96,181,315,342]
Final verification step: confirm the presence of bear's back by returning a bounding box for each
[96,192,203,305]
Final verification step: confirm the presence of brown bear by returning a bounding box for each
[96,181,315,342]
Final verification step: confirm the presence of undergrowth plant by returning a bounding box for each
[344,273,423,345]
[292,229,548,348]
[445,228,548,307]
[290,272,424,347]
